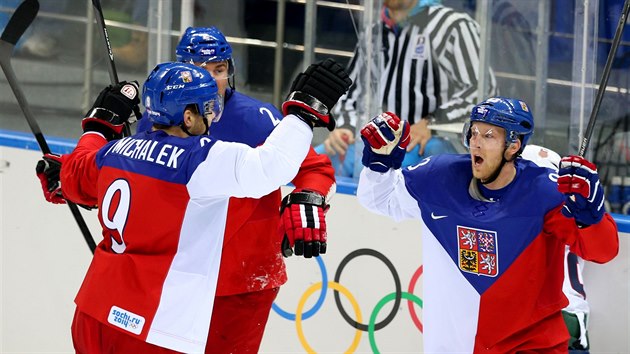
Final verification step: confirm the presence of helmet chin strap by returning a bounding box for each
[226,59,236,101]
[202,117,210,135]
[179,117,209,137]
[228,76,235,95]
[179,123,194,137]
[480,145,517,185]
[480,156,507,185]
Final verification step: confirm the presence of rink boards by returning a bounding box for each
[1,130,628,353]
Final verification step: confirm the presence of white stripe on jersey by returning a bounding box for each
[147,198,228,353]
[423,222,480,352]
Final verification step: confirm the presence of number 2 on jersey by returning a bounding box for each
[260,107,281,126]
[101,179,131,254]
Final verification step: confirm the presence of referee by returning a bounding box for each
[316,0,497,176]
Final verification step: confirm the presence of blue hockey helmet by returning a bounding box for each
[463,96,534,152]
[142,62,223,126]
[176,27,234,72]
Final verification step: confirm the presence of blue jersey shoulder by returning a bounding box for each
[402,154,471,203]
[513,158,564,212]
[136,110,152,133]
[210,91,282,147]
[402,154,563,214]
[134,90,282,148]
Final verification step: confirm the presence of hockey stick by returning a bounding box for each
[91,0,118,85]
[90,0,134,135]
[0,0,97,253]
[578,0,630,157]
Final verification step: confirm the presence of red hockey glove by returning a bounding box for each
[282,58,352,131]
[557,155,605,226]
[360,112,411,172]
[279,189,328,258]
[83,80,141,141]
[35,153,65,204]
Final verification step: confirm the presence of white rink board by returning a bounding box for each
[1,145,628,353]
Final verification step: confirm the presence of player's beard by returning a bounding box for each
[471,149,504,183]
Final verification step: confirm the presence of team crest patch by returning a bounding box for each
[519,100,529,112]
[457,226,498,277]
[181,70,193,83]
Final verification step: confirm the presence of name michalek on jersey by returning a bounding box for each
[103,136,209,169]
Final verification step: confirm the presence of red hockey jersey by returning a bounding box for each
[201,91,336,295]
[61,116,312,353]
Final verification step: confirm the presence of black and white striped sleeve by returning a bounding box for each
[429,7,497,123]
[331,45,363,129]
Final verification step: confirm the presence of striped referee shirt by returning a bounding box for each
[333,5,497,128]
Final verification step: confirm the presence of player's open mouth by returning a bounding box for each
[474,155,484,165]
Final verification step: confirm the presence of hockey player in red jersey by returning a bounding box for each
[357,97,618,353]
[140,26,337,352]
[37,60,351,353]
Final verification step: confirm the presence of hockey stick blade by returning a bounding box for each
[0,0,97,254]
[0,0,39,46]
[0,0,48,153]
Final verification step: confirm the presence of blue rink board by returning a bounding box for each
[3,128,629,233]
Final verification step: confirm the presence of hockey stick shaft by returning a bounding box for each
[0,0,47,152]
[91,0,119,85]
[0,0,96,254]
[91,0,133,136]
[579,0,630,157]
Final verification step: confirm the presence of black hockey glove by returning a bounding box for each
[282,58,352,131]
[35,154,95,210]
[279,189,328,258]
[35,153,65,204]
[83,81,141,141]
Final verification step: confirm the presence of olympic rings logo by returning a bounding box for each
[272,248,424,353]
